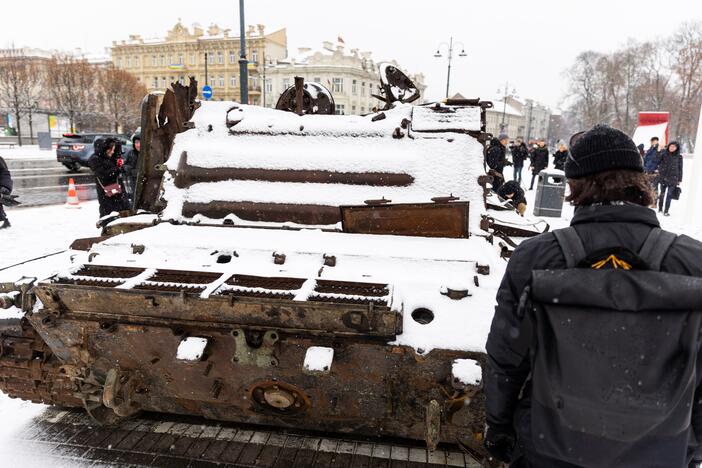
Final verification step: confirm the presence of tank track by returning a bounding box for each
[0,318,83,408]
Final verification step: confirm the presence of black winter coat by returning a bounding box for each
[530,146,549,174]
[657,143,683,186]
[486,138,509,174]
[88,152,127,217]
[510,143,529,168]
[485,204,702,468]
[0,156,11,192]
[552,149,568,171]
[496,180,526,207]
[123,148,140,178]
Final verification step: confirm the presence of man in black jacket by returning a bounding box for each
[122,131,140,205]
[528,138,549,190]
[486,134,511,191]
[484,125,702,468]
[657,141,683,216]
[510,138,529,184]
[0,155,13,229]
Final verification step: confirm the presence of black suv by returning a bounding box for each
[56,133,132,172]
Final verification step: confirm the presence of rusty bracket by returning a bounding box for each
[425,399,441,451]
[102,368,142,418]
[231,329,279,367]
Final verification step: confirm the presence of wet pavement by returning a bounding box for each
[7,407,479,467]
[5,159,97,208]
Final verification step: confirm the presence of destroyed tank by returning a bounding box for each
[0,70,547,464]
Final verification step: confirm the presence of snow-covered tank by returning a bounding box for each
[0,76,547,462]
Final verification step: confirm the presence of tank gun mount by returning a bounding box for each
[275,80,335,115]
[373,63,421,109]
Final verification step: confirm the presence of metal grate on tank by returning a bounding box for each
[71,265,145,279]
[148,269,223,284]
[307,293,389,306]
[225,274,307,290]
[132,282,207,293]
[54,277,126,287]
[314,279,389,297]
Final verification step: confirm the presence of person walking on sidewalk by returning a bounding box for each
[528,139,549,190]
[511,138,529,184]
[657,141,683,216]
[483,125,702,468]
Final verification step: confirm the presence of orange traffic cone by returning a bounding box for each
[65,178,81,208]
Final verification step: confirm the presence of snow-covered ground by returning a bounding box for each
[0,158,700,467]
[0,144,56,161]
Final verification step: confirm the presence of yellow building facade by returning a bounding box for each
[111,22,287,104]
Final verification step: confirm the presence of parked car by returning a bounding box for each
[56,133,132,172]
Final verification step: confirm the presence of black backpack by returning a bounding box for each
[518,227,702,467]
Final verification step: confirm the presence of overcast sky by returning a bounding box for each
[4,0,702,111]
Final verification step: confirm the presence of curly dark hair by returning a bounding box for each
[566,169,656,207]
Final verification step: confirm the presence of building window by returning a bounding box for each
[250,76,258,89]
[178,54,183,65]
[208,53,214,64]
[335,104,345,115]
[361,106,365,113]
[265,79,272,94]
[189,53,195,65]
[361,81,366,97]
[160,55,165,66]
[152,77,158,88]
[151,55,157,66]
[352,80,357,95]
[135,56,140,67]
[229,51,236,63]
[179,76,185,85]
[161,77,166,88]
[282,78,289,92]
[218,75,224,87]
[352,105,356,114]
[117,58,122,67]
[332,78,343,93]
[230,74,237,87]
[217,51,223,64]
[252,50,258,64]
[313,77,321,83]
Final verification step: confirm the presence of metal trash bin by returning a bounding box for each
[533,170,566,217]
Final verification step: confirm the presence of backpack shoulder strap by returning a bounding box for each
[553,227,587,268]
[638,227,677,271]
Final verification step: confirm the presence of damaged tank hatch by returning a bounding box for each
[0,69,548,465]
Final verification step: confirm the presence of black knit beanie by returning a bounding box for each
[565,125,643,179]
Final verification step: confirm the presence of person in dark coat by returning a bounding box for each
[528,139,549,190]
[643,136,661,173]
[484,125,702,468]
[510,138,529,184]
[496,179,527,215]
[0,155,13,229]
[657,141,683,216]
[88,137,128,218]
[486,134,511,191]
[552,140,569,171]
[122,131,141,206]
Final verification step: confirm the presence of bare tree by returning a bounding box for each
[46,54,96,132]
[563,21,702,150]
[0,47,41,146]
[96,65,147,133]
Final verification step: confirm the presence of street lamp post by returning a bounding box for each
[238,0,249,104]
[497,82,517,133]
[433,37,466,100]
